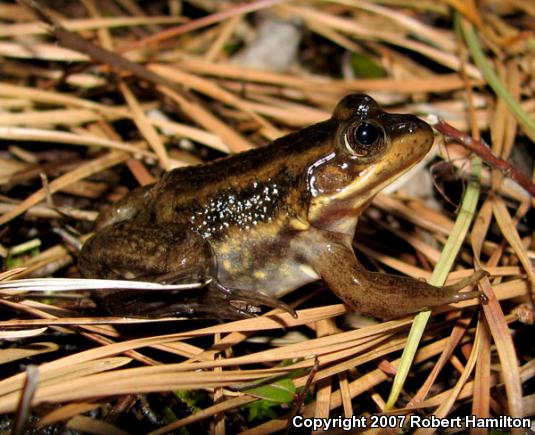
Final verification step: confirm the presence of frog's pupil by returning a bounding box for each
[355,122,379,146]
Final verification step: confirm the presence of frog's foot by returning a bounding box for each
[442,269,489,303]
[213,282,297,318]
[96,288,259,320]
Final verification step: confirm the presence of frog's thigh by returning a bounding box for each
[299,230,471,319]
[79,221,213,282]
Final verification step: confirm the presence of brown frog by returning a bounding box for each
[79,94,482,319]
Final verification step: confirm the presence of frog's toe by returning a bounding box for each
[201,301,257,319]
[478,293,489,304]
[213,282,297,318]
[442,269,489,303]
[445,270,488,292]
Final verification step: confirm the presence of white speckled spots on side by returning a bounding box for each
[189,181,284,238]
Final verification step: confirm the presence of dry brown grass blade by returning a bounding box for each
[501,60,521,160]
[203,15,241,62]
[0,41,88,62]
[373,194,451,234]
[278,4,482,79]
[0,316,407,418]
[0,298,119,338]
[158,86,253,152]
[0,89,222,151]
[452,279,529,309]
[0,328,49,340]
[0,104,230,152]
[407,315,473,406]
[178,291,324,363]
[413,317,482,435]
[149,63,282,138]
[0,348,352,413]
[339,0,456,51]
[38,402,103,427]
[0,268,27,281]
[162,334,397,434]
[0,342,57,364]
[37,357,133,390]
[470,198,493,260]
[66,415,129,435]
[118,0,288,53]
[12,365,39,435]
[118,80,171,170]
[313,319,336,421]
[0,108,110,126]
[421,373,498,408]
[82,0,171,173]
[0,83,128,115]
[234,98,329,127]
[148,396,253,435]
[479,276,524,420]
[0,151,127,225]
[177,58,482,94]
[0,357,132,399]
[469,199,495,425]
[0,126,155,158]
[0,315,183,328]
[242,334,470,434]
[0,16,187,37]
[337,370,353,418]
[493,198,535,289]
[0,306,347,398]
[445,0,483,26]
[212,333,225,435]
[472,319,492,425]
[7,244,74,279]
[0,298,204,369]
[16,0,253,157]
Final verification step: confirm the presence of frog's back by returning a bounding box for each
[158,120,334,193]
[142,120,336,238]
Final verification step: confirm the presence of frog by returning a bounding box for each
[79,94,483,320]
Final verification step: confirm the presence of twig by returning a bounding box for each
[17,0,179,93]
[118,0,288,54]
[434,120,535,198]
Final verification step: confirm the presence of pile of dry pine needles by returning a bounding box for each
[0,0,534,433]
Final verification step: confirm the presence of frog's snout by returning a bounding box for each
[418,118,435,151]
[400,115,435,151]
[388,113,433,139]
[417,117,434,143]
[404,115,433,136]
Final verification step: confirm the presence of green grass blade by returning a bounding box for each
[385,157,482,410]
[459,17,535,141]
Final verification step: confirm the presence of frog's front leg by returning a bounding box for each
[299,230,483,319]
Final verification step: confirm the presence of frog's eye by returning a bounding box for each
[344,121,385,158]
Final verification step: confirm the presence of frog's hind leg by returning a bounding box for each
[79,221,214,283]
[79,220,294,318]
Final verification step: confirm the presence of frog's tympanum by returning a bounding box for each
[79,94,481,319]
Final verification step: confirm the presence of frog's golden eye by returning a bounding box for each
[343,121,386,158]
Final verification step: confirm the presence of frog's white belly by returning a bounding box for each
[212,231,321,298]
[217,254,320,298]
